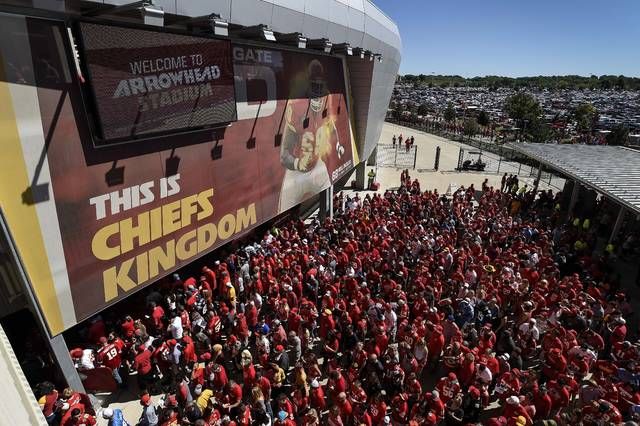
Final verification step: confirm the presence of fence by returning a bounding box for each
[386,119,565,190]
[376,143,418,169]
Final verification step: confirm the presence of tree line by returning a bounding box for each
[399,74,640,90]
[390,93,630,146]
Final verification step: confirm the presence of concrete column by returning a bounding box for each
[532,162,543,195]
[366,147,377,166]
[50,335,85,393]
[354,161,366,190]
[568,180,580,217]
[319,185,333,221]
[609,205,626,244]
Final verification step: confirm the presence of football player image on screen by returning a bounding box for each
[278,59,344,212]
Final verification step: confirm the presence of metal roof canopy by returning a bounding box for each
[506,143,640,214]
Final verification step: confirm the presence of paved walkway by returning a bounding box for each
[357,122,563,196]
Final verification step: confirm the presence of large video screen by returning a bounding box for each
[78,22,237,141]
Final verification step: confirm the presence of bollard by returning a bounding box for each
[435,146,441,171]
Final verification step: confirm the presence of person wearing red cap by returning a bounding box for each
[436,373,461,404]
[390,393,408,425]
[96,334,123,386]
[542,347,566,382]
[495,369,522,403]
[462,386,483,423]
[121,315,135,340]
[138,392,158,426]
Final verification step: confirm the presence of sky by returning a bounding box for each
[372,0,640,77]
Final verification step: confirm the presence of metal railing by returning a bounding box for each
[376,143,418,169]
[385,119,565,189]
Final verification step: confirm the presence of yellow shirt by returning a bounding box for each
[196,389,214,411]
[227,286,236,303]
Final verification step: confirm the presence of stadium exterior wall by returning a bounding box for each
[0,0,400,336]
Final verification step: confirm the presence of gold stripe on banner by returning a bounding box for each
[0,78,64,335]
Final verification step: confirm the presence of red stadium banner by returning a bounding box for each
[1,17,355,332]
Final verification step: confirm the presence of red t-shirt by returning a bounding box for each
[134,349,153,375]
[152,306,165,329]
[97,343,121,370]
[228,383,242,404]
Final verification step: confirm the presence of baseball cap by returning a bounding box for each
[102,408,113,419]
[506,396,520,405]
[469,386,480,398]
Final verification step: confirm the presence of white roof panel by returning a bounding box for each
[508,143,640,213]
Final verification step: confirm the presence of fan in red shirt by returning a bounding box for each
[61,408,96,426]
[368,392,387,426]
[149,302,165,335]
[582,399,623,425]
[133,345,154,389]
[96,334,124,384]
[391,393,409,424]
[533,385,552,420]
[309,379,326,412]
[335,392,353,421]
[327,370,347,401]
[436,373,461,404]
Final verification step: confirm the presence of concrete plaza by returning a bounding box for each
[364,122,563,195]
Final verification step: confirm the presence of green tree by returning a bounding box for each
[444,102,456,122]
[392,104,405,121]
[463,118,480,139]
[606,124,630,146]
[477,110,490,127]
[527,119,554,143]
[573,103,598,134]
[504,92,542,130]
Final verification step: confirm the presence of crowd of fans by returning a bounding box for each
[35,171,640,426]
